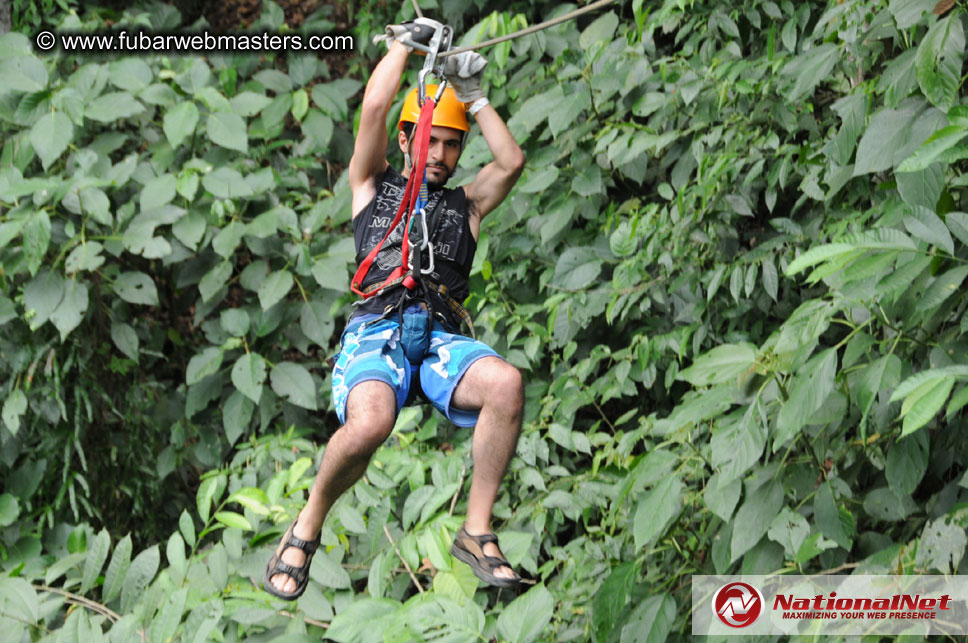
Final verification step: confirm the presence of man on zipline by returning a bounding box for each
[264,18,526,599]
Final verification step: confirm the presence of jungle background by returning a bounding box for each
[1,0,967,640]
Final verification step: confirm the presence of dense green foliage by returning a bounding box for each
[1,0,968,640]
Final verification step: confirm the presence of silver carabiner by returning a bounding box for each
[416,24,453,107]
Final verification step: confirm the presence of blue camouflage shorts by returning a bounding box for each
[331,305,501,427]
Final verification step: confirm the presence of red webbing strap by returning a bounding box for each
[351,98,436,298]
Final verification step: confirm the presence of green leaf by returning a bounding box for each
[140,174,177,211]
[592,561,637,641]
[785,243,856,276]
[890,365,968,401]
[609,220,637,257]
[65,241,105,273]
[915,517,967,573]
[518,165,559,194]
[767,507,810,558]
[86,91,145,122]
[222,390,253,446]
[633,475,683,549]
[196,475,220,524]
[203,168,253,199]
[108,58,152,91]
[783,43,840,102]
[704,473,741,521]
[579,11,619,50]
[917,265,968,316]
[186,347,223,385]
[886,431,928,497]
[102,534,132,604]
[311,83,348,120]
[270,362,317,410]
[110,322,139,362]
[213,511,252,530]
[150,587,188,643]
[0,493,20,527]
[619,593,676,643]
[551,247,601,291]
[308,551,351,589]
[403,486,434,529]
[897,125,968,172]
[258,269,293,310]
[176,172,199,201]
[114,271,159,306]
[854,103,920,175]
[199,260,232,302]
[890,0,935,29]
[327,598,398,639]
[899,375,956,436]
[231,353,266,404]
[856,354,902,433]
[762,258,779,301]
[80,529,110,594]
[22,211,51,276]
[677,343,756,387]
[904,206,955,254]
[29,111,73,170]
[814,482,853,550]
[212,220,246,258]
[220,308,249,336]
[301,299,334,348]
[50,278,89,340]
[915,16,965,111]
[302,108,334,149]
[730,480,783,563]
[23,269,64,330]
[0,54,48,92]
[573,164,603,197]
[497,583,554,643]
[45,552,86,585]
[172,211,206,249]
[230,91,272,117]
[121,545,160,614]
[774,348,838,448]
[163,101,200,148]
[206,110,248,153]
[179,510,196,548]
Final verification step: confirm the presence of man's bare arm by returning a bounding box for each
[463,103,525,227]
[348,42,409,218]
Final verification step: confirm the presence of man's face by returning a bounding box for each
[400,125,463,189]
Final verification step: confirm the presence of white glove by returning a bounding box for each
[372,17,443,52]
[443,51,488,104]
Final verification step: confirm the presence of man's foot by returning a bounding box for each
[263,518,320,600]
[451,524,522,587]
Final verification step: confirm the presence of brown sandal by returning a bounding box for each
[262,520,320,600]
[450,525,522,588]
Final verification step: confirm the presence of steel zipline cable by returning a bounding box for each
[405,0,618,58]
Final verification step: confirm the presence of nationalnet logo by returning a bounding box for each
[693,575,968,636]
[712,581,764,627]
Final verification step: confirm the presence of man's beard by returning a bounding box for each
[425,163,453,189]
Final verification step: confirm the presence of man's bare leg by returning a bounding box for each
[268,380,397,594]
[450,356,524,580]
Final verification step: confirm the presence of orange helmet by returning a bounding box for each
[398,84,469,132]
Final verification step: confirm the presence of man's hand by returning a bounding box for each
[443,51,488,104]
[373,17,443,51]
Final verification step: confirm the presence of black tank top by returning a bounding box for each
[350,166,477,331]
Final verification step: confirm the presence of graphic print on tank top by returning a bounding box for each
[364,178,444,273]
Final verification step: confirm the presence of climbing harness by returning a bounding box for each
[351,22,477,337]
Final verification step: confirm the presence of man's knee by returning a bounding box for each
[484,360,524,412]
[341,382,397,457]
